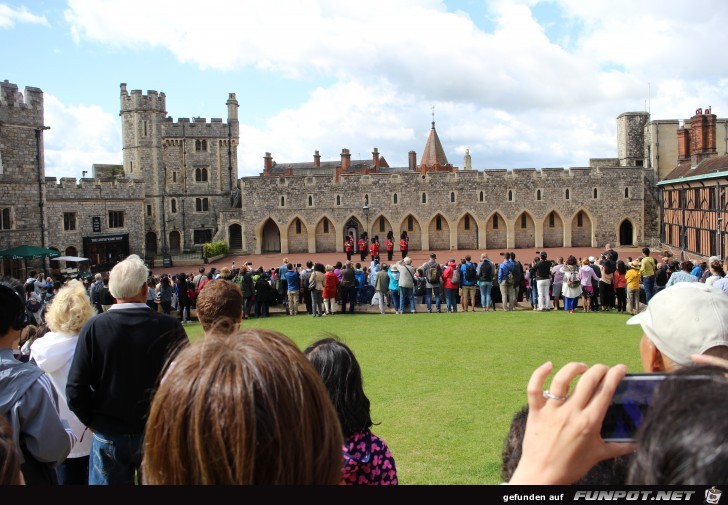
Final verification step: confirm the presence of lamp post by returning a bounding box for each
[362,204,369,237]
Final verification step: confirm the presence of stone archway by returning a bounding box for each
[543,211,564,247]
[168,231,181,253]
[515,212,535,249]
[571,211,593,247]
[287,218,309,253]
[145,232,157,255]
[315,217,336,253]
[261,218,281,253]
[486,212,507,250]
[457,213,478,250]
[228,224,243,250]
[619,220,634,246]
[429,213,451,251]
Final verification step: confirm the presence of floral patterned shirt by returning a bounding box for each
[342,429,398,485]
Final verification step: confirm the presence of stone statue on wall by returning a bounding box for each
[230,186,241,208]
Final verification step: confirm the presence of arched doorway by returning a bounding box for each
[543,211,564,248]
[457,213,478,250]
[619,220,634,246]
[571,210,593,247]
[515,212,535,249]
[262,219,281,253]
[145,232,157,256]
[315,217,336,253]
[429,213,451,251]
[169,231,181,253]
[64,246,78,257]
[228,224,242,250]
[344,218,363,252]
[486,212,507,250]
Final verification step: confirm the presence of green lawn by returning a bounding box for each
[184,310,644,484]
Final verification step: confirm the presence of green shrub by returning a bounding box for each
[203,240,228,257]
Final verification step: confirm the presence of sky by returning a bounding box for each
[2,0,728,180]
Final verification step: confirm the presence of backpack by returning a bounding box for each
[505,270,514,286]
[26,297,42,313]
[450,266,461,285]
[309,273,318,291]
[426,264,441,283]
[464,263,477,283]
[479,261,493,281]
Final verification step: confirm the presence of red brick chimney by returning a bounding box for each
[263,152,273,176]
[341,148,351,172]
[689,107,717,166]
[372,147,380,171]
[408,150,417,171]
[314,150,321,167]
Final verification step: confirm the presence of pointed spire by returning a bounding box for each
[420,107,449,168]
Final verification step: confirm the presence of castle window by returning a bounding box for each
[295,219,301,234]
[408,216,414,231]
[549,212,555,228]
[450,192,455,203]
[636,160,643,167]
[146,205,152,217]
[393,193,398,204]
[108,211,125,229]
[193,229,212,244]
[624,187,629,199]
[195,198,209,212]
[172,172,177,183]
[436,216,442,231]
[364,194,369,206]
[195,168,208,182]
[280,196,285,207]
[379,217,385,232]
[130,161,133,173]
[593,188,598,199]
[479,191,484,202]
[565,188,570,200]
[464,215,470,230]
[521,214,527,228]
[195,140,201,151]
[422,193,427,204]
[143,121,147,137]
[577,211,583,227]
[308,195,313,207]
[336,195,341,206]
[323,218,329,233]
[493,214,499,230]
[63,212,76,231]
[508,190,513,202]
[536,189,542,201]
[171,199,177,213]
[1,207,13,230]
[202,140,207,151]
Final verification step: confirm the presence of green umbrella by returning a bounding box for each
[0,245,61,260]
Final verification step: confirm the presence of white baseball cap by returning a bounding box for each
[588,256,596,263]
[626,282,728,366]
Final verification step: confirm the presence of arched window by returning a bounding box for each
[195,140,201,151]
[593,188,598,199]
[521,214,527,228]
[577,211,583,227]
[436,216,442,231]
[323,218,329,233]
[379,217,385,232]
[195,168,208,182]
[464,215,470,230]
[201,140,207,151]
[308,195,313,206]
[295,219,301,234]
[450,192,455,203]
[422,193,427,204]
[171,199,177,213]
[624,187,629,198]
[364,194,369,205]
[565,188,570,200]
[536,189,542,201]
[479,191,484,202]
[493,214,499,229]
[508,190,513,202]
[393,193,398,204]
[407,216,414,231]
[281,196,285,207]
[549,212,555,228]
[195,198,209,212]
[336,195,341,206]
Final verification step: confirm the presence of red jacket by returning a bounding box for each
[399,238,408,251]
[442,263,458,289]
[386,239,394,251]
[345,239,354,252]
[370,242,379,257]
[358,239,368,253]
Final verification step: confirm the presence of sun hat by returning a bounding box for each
[626,282,728,367]
[588,256,596,263]
[630,259,641,268]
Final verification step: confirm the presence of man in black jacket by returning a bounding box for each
[66,254,188,485]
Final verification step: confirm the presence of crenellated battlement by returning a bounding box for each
[119,83,166,113]
[45,176,146,199]
[162,116,236,138]
[0,80,44,126]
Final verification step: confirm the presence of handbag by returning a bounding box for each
[371,292,381,306]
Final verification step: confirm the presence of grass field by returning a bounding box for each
[184,309,644,484]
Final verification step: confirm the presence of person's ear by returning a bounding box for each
[647,340,667,372]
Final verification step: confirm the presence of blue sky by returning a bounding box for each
[2,0,727,179]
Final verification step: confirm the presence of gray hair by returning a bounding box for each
[404,257,412,265]
[109,254,149,299]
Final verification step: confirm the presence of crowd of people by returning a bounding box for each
[1,242,728,486]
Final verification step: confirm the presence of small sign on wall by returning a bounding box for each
[92,216,101,233]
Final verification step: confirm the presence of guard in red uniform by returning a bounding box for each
[369,237,380,262]
[345,234,354,261]
[399,231,409,260]
[386,231,394,261]
[358,235,368,262]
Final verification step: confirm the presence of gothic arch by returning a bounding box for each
[371,214,393,242]
[618,218,636,246]
[542,209,564,248]
[315,215,336,253]
[64,246,78,257]
[168,230,181,253]
[515,211,536,249]
[570,208,594,247]
[145,231,157,256]
[342,215,366,253]
[428,213,451,251]
[399,213,422,251]
[456,211,478,250]
[228,223,243,251]
[485,210,507,250]
[286,215,309,253]
[257,218,281,253]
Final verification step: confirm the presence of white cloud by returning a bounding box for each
[0,4,48,28]
[43,93,121,179]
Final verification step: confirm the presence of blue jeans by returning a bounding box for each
[389,289,400,312]
[425,285,441,312]
[643,276,656,304]
[478,281,492,309]
[399,286,416,313]
[89,432,143,485]
[445,288,458,312]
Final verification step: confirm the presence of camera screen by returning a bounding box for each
[600,374,666,442]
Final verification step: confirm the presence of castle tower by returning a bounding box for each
[419,119,449,170]
[617,111,650,167]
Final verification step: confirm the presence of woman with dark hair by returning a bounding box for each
[560,256,582,314]
[156,276,173,315]
[176,272,190,324]
[304,337,398,485]
[614,260,628,313]
[142,329,343,484]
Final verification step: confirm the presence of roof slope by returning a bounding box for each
[419,122,449,167]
